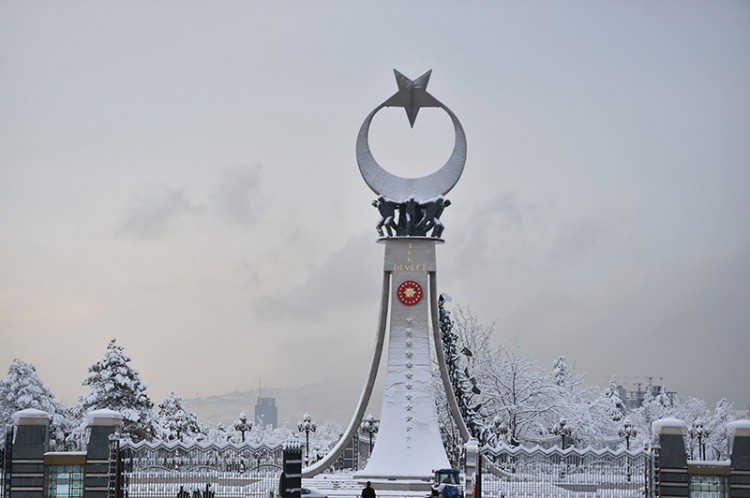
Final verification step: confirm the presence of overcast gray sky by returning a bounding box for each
[1,2,748,415]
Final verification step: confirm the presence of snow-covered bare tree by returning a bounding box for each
[246,422,293,447]
[307,419,343,464]
[706,398,734,460]
[0,359,74,449]
[477,341,556,445]
[545,356,606,447]
[204,422,229,443]
[432,299,740,451]
[77,339,157,442]
[156,392,203,442]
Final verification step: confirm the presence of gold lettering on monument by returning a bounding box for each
[392,264,428,272]
[391,243,431,272]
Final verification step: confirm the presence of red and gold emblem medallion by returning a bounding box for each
[397,280,423,306]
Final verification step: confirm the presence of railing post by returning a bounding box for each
[3,426,12,498]
[282,440,302,498]
[107,437,121,498]
[464,438,479,498]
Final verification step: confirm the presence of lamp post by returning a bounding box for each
[619,418,637,482]
[688,419,709,460]
[234,412,253,443]
[360,413,380,456]
[297,412,317,466]
[618,418,637,451]
[552,418,572,450]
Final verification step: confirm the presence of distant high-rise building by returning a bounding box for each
[621,381,676,410]
[255,397,278,428]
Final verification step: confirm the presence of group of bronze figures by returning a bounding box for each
[373,195,451,238]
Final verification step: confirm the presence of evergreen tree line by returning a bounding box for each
[0,339,342,456]
[437,301,741,461]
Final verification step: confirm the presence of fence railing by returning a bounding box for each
[116,440,285,498]
[481,444,648,498]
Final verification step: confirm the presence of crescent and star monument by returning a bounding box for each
[303,70,471,490]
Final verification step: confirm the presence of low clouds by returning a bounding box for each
[446,191,538,276]
[212,165,263,225]
[473,191,532,229]
[118,187,201,240]
[118,165,263,240]
[550,219,603,264]
[254,234,380,321]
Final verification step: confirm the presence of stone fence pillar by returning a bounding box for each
[85,410,123,498]
[728,420,750,497]
[10,408,51,498]
[282,440,302,498]
[651,417,688,497]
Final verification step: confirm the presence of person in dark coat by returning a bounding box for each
[361,481,376,498]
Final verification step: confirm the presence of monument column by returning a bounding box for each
[303,69,469,484]
[352,69,467,486]
[358,238,449,481]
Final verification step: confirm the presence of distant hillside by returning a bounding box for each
[183,379,383,428]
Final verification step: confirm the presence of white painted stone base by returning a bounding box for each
[355,238,450,481]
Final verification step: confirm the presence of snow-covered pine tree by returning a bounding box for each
[552,356,568,388]
[156,392,203,442]
[438,295,489,444]
[77,339,157,442]
[602,377,626,423]
[0,359,75,449]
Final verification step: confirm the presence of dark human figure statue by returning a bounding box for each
[361,481,376,498]
[373,196,398,237]
[404,195,425,236]
[416,196,451,237]
[396,195,424,236]
[396,201,408,235]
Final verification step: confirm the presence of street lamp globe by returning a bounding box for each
[297,412,317,466]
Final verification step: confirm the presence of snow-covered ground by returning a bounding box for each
[304,473,644,498]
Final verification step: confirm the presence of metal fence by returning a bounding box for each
[1,448,5,498]
[481,444,648,498]
[115,440,285,498]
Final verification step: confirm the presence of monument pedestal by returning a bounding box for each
[355,237,450,483]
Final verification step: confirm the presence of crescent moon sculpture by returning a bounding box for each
[356,69,467,203]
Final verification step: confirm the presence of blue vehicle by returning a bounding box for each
[430,468,464,498]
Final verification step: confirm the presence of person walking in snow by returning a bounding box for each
[361,481,376,498]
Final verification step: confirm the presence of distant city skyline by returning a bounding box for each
[1,2,748,413]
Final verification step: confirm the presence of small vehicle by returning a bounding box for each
[430,468,464,498]
[301,487,328,498]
